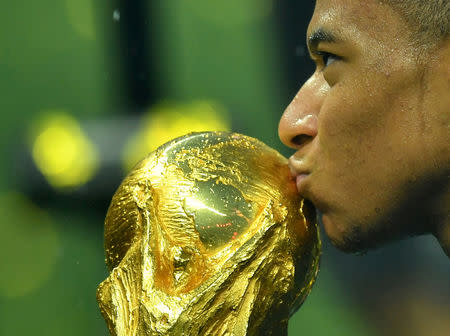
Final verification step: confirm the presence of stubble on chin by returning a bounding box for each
[334,225,370,254]
[328,220,399,255]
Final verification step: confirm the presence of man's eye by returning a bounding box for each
[317,51,340,67]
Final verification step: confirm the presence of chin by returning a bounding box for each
[321,213,380,254]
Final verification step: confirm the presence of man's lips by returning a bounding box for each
[288,158,310,194]
[289,157,328,214]
[295,174,309,193]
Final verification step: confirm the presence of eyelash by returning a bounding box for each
[316,51,340,68]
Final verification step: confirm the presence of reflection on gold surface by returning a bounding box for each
[98,132,320,335]
[184,181,253,249]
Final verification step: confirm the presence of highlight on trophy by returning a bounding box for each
[97,131,321,336]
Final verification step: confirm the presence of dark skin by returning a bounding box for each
[278,0,450,256]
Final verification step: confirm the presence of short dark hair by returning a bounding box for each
[384,0,449,45]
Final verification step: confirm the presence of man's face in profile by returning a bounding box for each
[279,0,450,252]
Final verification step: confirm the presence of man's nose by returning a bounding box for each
[278,73,327,149]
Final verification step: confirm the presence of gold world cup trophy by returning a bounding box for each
[97,132,321,336]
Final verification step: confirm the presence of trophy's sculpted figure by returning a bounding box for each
[97,132,320,336]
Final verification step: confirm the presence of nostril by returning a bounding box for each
[292,134,313,147]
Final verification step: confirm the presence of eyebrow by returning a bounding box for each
[307,28,339,51]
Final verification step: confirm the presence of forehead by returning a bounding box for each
[308,0,408,45]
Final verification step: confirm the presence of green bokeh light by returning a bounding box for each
[182,0,273,27]
[65,0,96,40]
[0,192,59,298]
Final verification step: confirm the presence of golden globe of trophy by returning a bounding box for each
[97,132,321,336]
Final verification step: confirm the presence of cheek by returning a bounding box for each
[317,66,417,162]
[313,76,426,222]
[317,84,387,167]
[313,82,400,212]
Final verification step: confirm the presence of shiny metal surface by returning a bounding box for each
[97,132,321,335]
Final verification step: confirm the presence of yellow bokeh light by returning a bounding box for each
[0,192,60,298]
[123,100,231,172]
[31,111,99,189]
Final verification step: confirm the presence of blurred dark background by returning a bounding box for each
[0,1,448,335]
